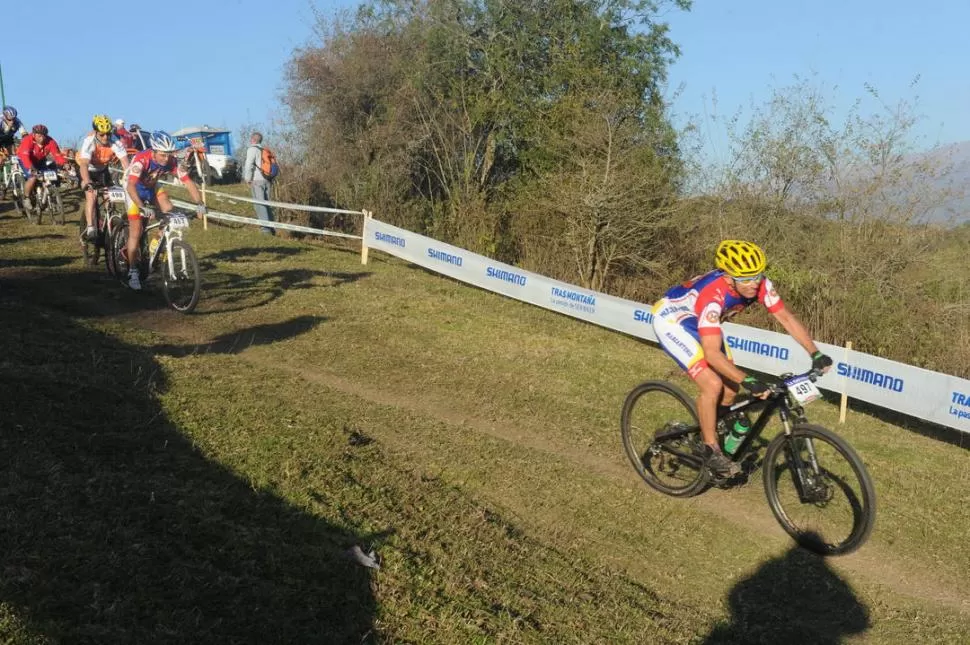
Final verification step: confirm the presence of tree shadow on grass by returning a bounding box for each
[703,538,870,644]
[154,315,327,357]
[0,255,76,269]
[0,234,65,246]
[204,246,308,264]
[0,282,377,643]
[198,268,371,315]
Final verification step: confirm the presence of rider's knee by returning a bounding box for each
[695,370,724,398]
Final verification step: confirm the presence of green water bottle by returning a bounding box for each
[723,414,751,455]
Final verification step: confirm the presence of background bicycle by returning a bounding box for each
[2,157,32,222]
[108,209,202,313]
[32,162,65,226]
[79,185,127,271]
[621,369,876,555]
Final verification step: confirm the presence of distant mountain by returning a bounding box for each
[912,141,970,224]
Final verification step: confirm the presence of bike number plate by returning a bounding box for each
[169,215,190,230]
[43,170,57,181]
[785,375,821,405]
[107,187,126,202]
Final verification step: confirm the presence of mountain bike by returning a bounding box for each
[108,208,202,313]
[79,185,126,271]
[3,159,32,222]
[621,369,876,555]
[33,166,64,225]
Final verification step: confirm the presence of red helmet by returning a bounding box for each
[32,124,49,136]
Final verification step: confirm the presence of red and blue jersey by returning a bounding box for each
[660,269,784,336]
[124,149,189,188]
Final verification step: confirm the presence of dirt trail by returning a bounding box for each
[135,318,968,618]
[268,358,969,616]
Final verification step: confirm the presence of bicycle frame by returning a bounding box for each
[36,169,58,208]
[142,214,191,277]
[652,371,823,496]
[3,159,24,192]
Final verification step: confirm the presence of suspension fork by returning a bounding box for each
[779,403,822,501]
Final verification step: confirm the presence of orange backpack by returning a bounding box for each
[259,146,279,180]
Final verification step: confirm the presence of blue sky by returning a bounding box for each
[0,0,357,149]
[664,1,970,161]
[2,1,966,157]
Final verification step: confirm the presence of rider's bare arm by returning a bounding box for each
[78,158,92,187]
[771,306,819,357]
[179,177,203,206]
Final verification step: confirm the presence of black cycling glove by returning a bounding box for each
[811,351,833,371]
[741,375,771,396]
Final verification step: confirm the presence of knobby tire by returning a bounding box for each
[621,381,709,498]
[762,424,876,555]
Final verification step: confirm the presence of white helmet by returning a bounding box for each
[149,130,177,152]
[114,118,125,127]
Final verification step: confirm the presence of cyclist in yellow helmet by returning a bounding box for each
[77,114,129,240]
[650,240,832,476]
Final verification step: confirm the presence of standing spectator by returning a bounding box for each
[242,131,275,235]
[114,118,133,150]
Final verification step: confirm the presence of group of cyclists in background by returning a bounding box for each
[0,106,205,291]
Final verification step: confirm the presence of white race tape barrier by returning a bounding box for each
[108,164,364,215]
[364,218,970,435]
[203,187,364,216]
[170,198,362,240]
[104,165,363,240]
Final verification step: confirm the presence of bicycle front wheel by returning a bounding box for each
[763,424,876,555]
[13,175,31,222]
[621,381,709,497]
[51,187,64,225]
[162,239,201,313]
[104,214,123,278]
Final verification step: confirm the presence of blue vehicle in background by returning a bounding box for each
[171,125,239,184]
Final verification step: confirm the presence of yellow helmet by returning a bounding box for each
[715,240,767,278]
[92,114,113,134]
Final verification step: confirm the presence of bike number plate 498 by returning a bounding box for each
[169,215,190,230]
[785,375,821,405]
[43,170,57,181]
[107,187,126,202]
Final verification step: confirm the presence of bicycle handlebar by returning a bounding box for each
[767,367,826,395]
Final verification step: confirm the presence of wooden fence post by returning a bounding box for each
[360,210,372,265]
[839,340,852,424]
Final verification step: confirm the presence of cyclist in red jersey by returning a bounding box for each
[651,240,833,475]
[122,130,205,290]
[17,124,67,212]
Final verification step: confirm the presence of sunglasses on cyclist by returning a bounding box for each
[733,273,764,284]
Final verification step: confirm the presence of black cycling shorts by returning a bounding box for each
[86,167,113,189]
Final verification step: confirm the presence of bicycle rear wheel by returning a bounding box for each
[763,424,876,555]
[621,381,709,497]
[162,239,201,313]
[79,212,100,266]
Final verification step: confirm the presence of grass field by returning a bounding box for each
[1,190,968,643]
